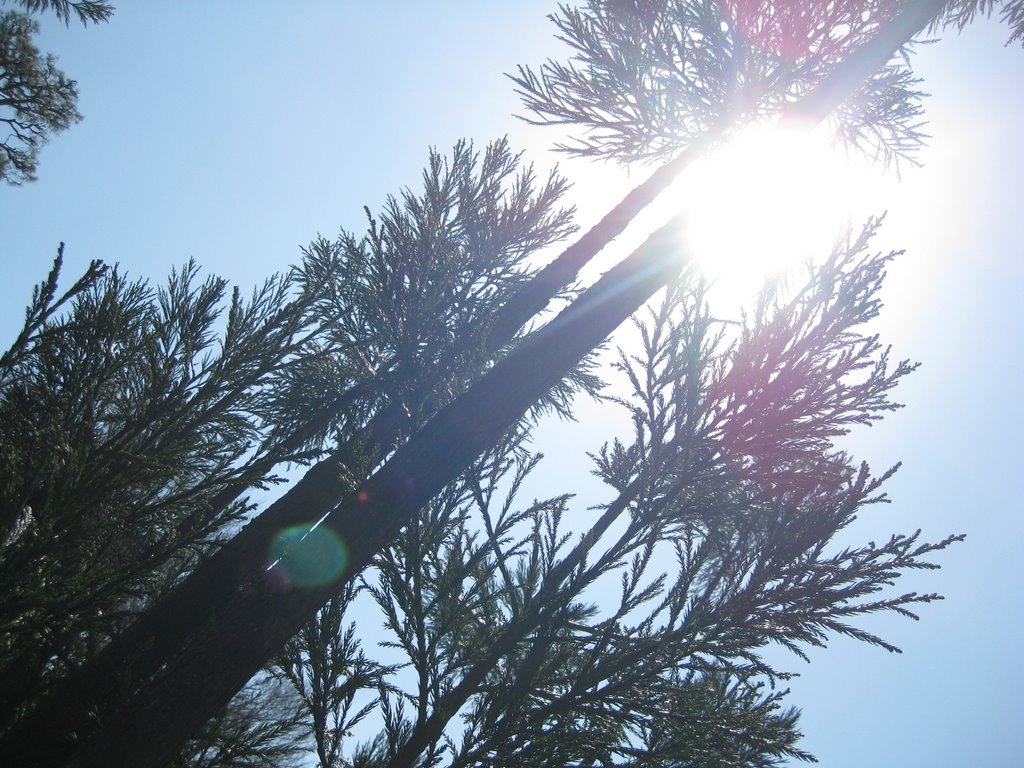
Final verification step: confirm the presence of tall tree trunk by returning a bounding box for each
[0,2,944,766]
[70,213,690,768]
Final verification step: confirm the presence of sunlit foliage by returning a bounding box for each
[0,1,987,766]
[282,219,959,768]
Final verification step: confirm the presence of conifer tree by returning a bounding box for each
[3,0,1021,766]
[0,1,113,183]
[0,244,348,764]
[0,137,582,767]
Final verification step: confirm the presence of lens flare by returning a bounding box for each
[269,523,347,588]
[676,122,866,300]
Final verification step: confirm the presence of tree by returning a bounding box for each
[276,217,962,768]
[3,0,1018,765]
[0,1,112,183]
[3,166,950,768]
[0,137,582,766]
[5,2,114,27]
[0,242,356,764]
[0,11,78,184]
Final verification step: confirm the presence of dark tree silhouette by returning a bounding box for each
[0,1,112,183]
[6,0,1019,765]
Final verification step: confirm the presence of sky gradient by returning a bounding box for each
[1,3,1022,766]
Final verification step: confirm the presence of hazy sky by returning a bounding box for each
[1,3,1022,766]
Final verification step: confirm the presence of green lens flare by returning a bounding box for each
[269,523,347,588]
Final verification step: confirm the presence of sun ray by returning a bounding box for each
[673,122,879,304]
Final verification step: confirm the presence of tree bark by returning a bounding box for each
[68,214,689,768]
[0,1,944,765]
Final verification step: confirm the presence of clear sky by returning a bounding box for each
[1,3,1021,766]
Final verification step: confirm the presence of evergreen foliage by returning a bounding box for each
[0,1,112,183]
[6,1,113,27]
[0,245,340,762]
[943,0,1024,44]
[0,138,584,766]
[510,0,930,166]
[7,0,1015,766]
[0,11,79,183]
[289,220,959,768]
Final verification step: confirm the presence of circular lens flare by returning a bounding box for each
[269,523,348,588]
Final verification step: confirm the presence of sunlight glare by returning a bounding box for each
[676,122,871,301]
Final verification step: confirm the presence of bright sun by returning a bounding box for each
[673,123,873,300]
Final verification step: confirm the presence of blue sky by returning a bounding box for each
[1,3,1022,766]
